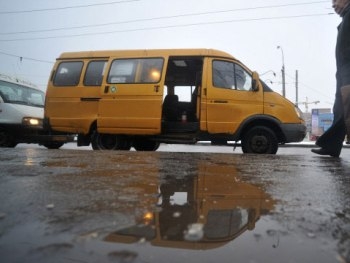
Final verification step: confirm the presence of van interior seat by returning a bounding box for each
[162,94,179,121]
[188,86,199,121]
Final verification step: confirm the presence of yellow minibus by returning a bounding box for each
[44,49,306,154]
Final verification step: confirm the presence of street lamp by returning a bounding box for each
[263,79,274,84]
[277,46,286,97]
[260,70,276,77]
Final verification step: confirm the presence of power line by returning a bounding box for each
[0,51,53,64]
[0,13,334,42]
[0,0,140,15]
[284,71,332,101]
[0,1,330,35]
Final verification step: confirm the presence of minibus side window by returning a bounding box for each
[204,209,249,239]
[108,58,163,84]
[84,60,107,86]
[139,58,163,83]
[213,61,252,91]
[53,61,83,86]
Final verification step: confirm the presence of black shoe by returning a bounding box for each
[311,148,340,158]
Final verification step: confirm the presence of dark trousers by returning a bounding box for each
[316,68,350,155]
[341,85,350,138]
[316,90,346,155]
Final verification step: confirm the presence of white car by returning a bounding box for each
[0,73,74,148]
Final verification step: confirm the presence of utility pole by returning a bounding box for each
[277,46,286,97]
[295,70,299,106]
[297,97,320,113]
[282,65,286,97]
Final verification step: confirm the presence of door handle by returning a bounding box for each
[154,85,160,92]
[80,97,101,102]
[213,100,228,103]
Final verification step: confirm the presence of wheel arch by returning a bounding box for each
[237,115,286,143]
[77,120,98,146]
[89,120,98,135]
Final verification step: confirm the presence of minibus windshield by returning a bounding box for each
[0,80,45,107]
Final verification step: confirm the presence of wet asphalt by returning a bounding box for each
[0,144,349,263]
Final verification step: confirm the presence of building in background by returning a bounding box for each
[310,108,333,141]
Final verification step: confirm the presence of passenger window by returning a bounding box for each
[108,58,163,84]
[212,61,252,91]
[53,61,83,86]
[84,61,107,86]
[139,58,163,83]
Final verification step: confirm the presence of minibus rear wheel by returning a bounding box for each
[91,132,131,150]
[241,126,278,154]
[133,138,160,151]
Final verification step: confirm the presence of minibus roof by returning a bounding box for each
[57,48,236,60]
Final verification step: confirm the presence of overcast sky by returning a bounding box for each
[0,0,340,112]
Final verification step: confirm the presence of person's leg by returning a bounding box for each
[314,118,345,156]
[313,89,346,157]
[341,84,350,141]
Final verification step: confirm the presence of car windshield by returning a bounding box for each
[0,80,45,107]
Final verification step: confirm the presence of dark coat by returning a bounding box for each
[336,5,350,87]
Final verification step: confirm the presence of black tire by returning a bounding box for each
[116,136,132,151]
[43,142,64,149]
[91,132,131,150]
[241,126,278,154]
[133,139,160,151]
[0,130,17,148]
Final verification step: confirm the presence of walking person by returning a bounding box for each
[312,0,350,157]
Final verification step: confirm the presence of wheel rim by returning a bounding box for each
[250,134,269,153]
[242,126,278,154]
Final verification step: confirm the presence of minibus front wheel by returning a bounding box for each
[91,132,131,150]
[241,126,278,154]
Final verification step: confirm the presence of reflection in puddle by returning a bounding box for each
[24,148,39,166]
[105,162,275,250]
[1,149,348,262]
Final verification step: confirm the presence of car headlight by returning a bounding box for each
[294,106,303,119]
[22,117,43,127]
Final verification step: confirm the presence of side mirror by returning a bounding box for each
[251,71,260,91]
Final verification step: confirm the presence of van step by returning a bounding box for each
[155,134,197,144]
[162,121,199,133]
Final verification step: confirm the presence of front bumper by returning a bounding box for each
[280,123,307,143]
[1,123,75,144]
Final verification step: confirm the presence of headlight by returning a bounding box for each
[143,212,154,224]
[294,106,303,119]
[22,117,43,127]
